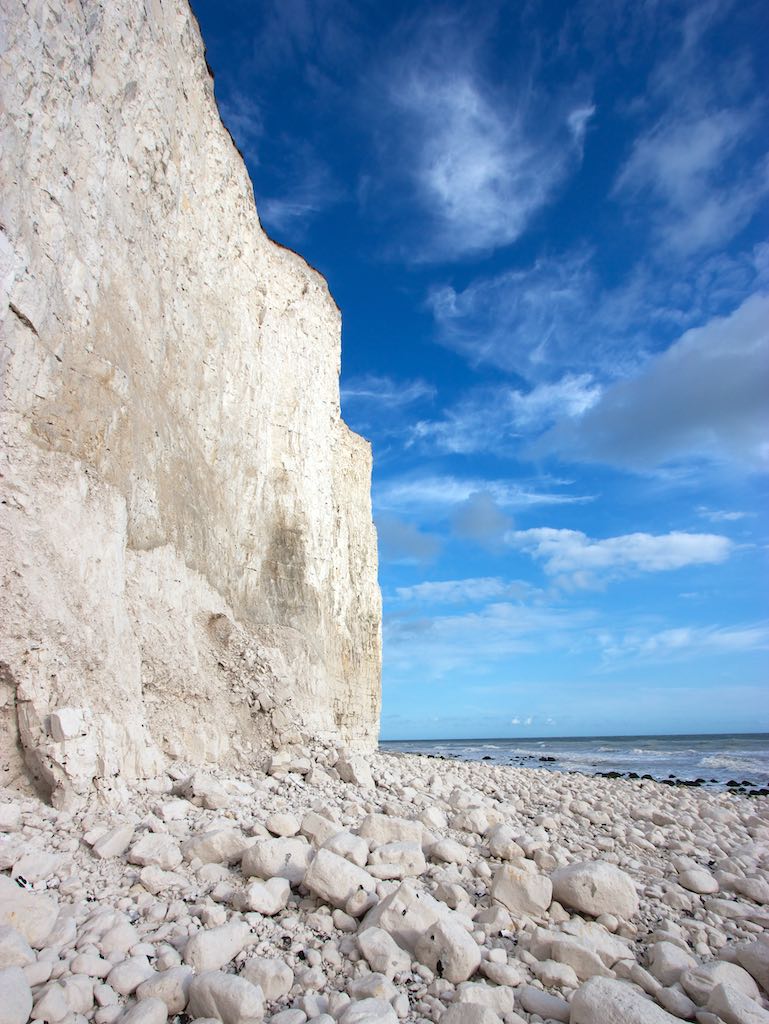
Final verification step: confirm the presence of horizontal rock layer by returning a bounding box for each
[0,0,381,804]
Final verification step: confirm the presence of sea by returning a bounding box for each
[380,733,769,793]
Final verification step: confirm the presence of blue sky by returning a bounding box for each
[194,0,769,738]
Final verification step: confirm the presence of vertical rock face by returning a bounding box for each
[0,0,381,804]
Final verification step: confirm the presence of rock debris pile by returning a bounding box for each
[1,749,767,1024]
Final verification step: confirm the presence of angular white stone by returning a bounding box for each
[107,958,155,997]
[551,861,639,919]
[241,958,293,1002]
[93,826,135,860]
[338,998,397,1024]
[0,806,21,833]
[518,985,569,1022]
[241,877,290,915]
[0,926,35,969]
[301,812,342,848]
[49,708,86,743]
[431,838,469,865]
[183,921,252,973]
[303,849,376,909]
[31,981,69,1024]
[358,815,422,848]
[323,831,369,867]
[187,971,265,1024]
[414,918,481,983]
[176,774,230,806]
[265,813,300,837]
[648,942,698,986]
[736,936,769,994]
[361,879,452,955]
[490,863,552,917]
[136,967,193,1014]
[118,997,168,1024]
[441,1005,502,1024]
[336,757,375,790]
[357,927,412,978]
[0,970,32,1024]
[241,838,311,886]
[486,824,525,861]
[182,829,249,865]
[367,841,426,879]
[707,981,769,1024]
[680,962,760,1006]
[454,981,517,1021]
[678,868,719,895]
[128,834,182,871]
[571,977,682,1023]
[0,876,58,948]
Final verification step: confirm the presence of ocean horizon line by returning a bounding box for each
[381,730,769,743]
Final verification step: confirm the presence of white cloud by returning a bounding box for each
[507,527,732,586]
[385,27,592,260]
[697,507,749,523]
[615,108,768,254]
[539,292,769,472]
[428,244,769,380]
[411,375,601,454]
[217,89,263,163]
[509,375,601,426]
[612,0,768,256]
[375,474,592,513]
[395,577,530,605]
[385,600,593,679]
[342,374,435,407]
[568,105,596,149]
[256,143,341,234]
[600,621,769,661]
[428,253,595,375]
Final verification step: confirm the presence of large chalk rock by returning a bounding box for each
[570,977,682,1023]
[0,0,381,803]
[551,861,639,919]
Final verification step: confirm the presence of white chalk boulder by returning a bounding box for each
[491,863,552,917]
[551,861,638,919]
[570,977,682,1023]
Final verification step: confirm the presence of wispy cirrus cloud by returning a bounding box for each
[394,577,531,605]
[380,12,594,261]
[507,527,733,588]
[613,0,769,255]
[615,107,768,256]
[428,243,769,379]
[410,375,601,454]
[257,146,341,234]
[385,600,593,679]
[599,621,769,662]
[342,374,435,407]
[428,252,596,376]
[697,507,750,524]
[375,474,592,513]
[217,89,263,163]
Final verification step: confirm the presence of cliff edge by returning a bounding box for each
[0,0,381,806]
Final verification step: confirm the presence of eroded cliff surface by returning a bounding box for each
[0,0,381,805]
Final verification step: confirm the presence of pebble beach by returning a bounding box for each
[1,747,768,1024]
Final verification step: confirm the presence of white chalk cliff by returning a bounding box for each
[0,0,381,805]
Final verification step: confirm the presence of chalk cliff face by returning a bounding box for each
[0,0,381,805]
